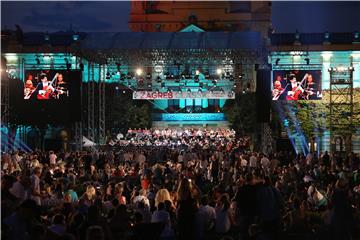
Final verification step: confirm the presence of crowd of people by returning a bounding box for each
[1,128,360,240]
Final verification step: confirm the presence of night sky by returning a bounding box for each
[1,1,360,33]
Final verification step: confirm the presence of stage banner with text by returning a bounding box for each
[133,91,235,100]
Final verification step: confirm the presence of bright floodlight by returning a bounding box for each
[216,68,222,75]
[195,70,200,75]
[136,68,143,76]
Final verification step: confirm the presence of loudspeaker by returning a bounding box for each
[256,69,271,123]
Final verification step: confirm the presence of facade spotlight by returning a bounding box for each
[136,68,143,76]
[233,84,237,88]
[216,68,222,75]
[154,65,163,73]
[348,66,354,71]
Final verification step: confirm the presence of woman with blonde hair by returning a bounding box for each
[80,185,96,206]
[155,188,173,208]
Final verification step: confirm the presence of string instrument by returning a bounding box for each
[286,74,308,100]
[37,73,59,100]
[272,84,289,100]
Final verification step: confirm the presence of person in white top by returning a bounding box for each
[215,194,233,234]
[197,196,216,231]
[260,154,270,169]
[240,155,248,168]
[30,167,43,206]
[49,151,57,166]
[249,153,258,168]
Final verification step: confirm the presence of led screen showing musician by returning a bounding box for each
[272,70,322,101]
[24,70,69,100]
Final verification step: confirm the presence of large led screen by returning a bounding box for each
[11,70,82,124]
[272,70,322,101]
[24,70,69,100]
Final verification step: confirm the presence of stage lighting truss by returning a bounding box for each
[328,64,355,152]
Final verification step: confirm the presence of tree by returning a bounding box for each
[223,93,257,136]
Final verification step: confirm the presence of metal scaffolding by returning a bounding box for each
[1,70,10,125]
[329,65,354,153]
[99,64,106,145]
[87,62,96,143]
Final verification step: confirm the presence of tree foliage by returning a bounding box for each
[105,86,152,133]
[223,93,257,136]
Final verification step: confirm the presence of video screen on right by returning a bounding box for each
[272,70,322,101]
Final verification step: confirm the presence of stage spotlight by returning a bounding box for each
[216,68,222,75]
[324,31,330,41]
[154,65,163,73]
[136,68,143,76]
[275,58,280,65]
[304,58,310,65]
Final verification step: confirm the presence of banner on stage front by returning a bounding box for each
[133,91,235,100]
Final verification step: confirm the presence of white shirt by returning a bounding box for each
[49,154,57,165]
[198,205,216,231]
[249,156,258,168]
[261,157,270,169]
[133,195,150,208]
[240,158,248,167]
[30,174,41,205]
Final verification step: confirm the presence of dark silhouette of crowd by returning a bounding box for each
[1,128,360,240]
